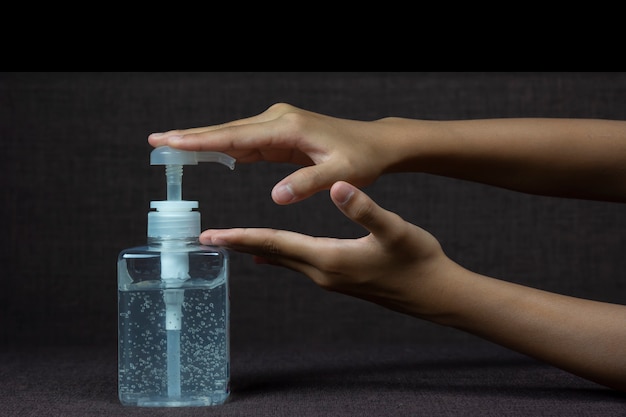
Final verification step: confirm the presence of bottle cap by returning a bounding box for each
[148,201,200,239]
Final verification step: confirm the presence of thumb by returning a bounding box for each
[330,181,406,242]
[272,163,339,205]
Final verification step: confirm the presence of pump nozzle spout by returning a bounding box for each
[150,146,236,201]
[150,146,236,170]
[196,152,236,170]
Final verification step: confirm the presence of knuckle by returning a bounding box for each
[261,236,282,256]
[267,102,296,115]
[280,111,306,131]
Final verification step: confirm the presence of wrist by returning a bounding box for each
[375,118,449,175]
[386,254,468,322]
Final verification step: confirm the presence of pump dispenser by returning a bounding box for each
[117,146,235,407]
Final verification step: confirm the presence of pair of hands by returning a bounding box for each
[150,105,626,391]
[148,103,448,316]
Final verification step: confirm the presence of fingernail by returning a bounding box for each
[273,184,295,204]
[150,132,164,138]
[168,135,182,143]
[200,232,226,246]
[212,237,228,246]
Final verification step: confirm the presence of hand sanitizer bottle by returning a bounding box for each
[117,146,235,407]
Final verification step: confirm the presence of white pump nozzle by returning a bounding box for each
[147,147,236,240]
[150,146,236,169]
[150,146,235,202]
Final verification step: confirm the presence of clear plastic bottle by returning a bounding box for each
[117,147,235,407]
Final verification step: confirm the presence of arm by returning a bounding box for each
[201,181,626,392]
[438,264,626,392]
[386,117,626,202]
[149,103,626,203]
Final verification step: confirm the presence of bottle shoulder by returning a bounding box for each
[118,244,230,259]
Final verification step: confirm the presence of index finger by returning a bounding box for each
[201,228,322,261]
[200,227,333,275]
[148,103,294,148]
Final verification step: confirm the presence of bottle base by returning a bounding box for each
[120,393,229,407]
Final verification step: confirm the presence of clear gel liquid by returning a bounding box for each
[118,248,230,407]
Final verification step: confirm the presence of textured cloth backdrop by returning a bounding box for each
[1,72,625,416]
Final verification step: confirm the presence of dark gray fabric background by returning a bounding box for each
[2,72,626,416]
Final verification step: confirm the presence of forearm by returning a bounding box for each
[413,260,626,391]
[382,117,626,202]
